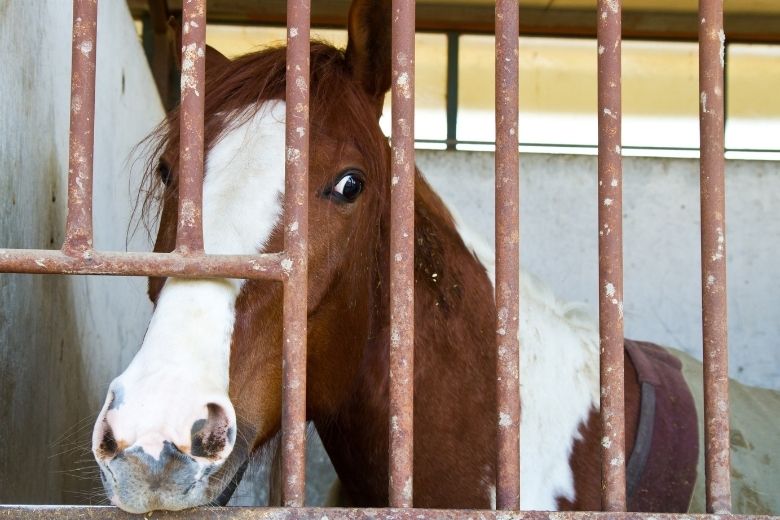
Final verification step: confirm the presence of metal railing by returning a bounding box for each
[0,0,752,518]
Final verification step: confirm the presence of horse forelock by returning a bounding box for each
[133,41,390,252]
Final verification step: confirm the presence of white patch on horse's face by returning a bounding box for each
[451,206,600,511]
[92,101,287,512]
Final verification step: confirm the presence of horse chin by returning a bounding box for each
[98,453,245,513]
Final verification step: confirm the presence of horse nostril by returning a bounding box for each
[98,423,119,458]
[190,403,234,460]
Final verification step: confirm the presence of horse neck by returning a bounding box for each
[314,172,498,508]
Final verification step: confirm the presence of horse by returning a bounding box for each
[90,0,701,513]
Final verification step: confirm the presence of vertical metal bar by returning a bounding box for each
[698,0,731,513]
[494,0,521,511]
[722,42,729,147]
[63,0,98,254]
[281,0,311,508]
[445,32,459,151]
[176,0,206,253]
[389,0,416,509]
[597,0,627,512]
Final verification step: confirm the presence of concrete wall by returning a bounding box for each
[418,150,780,390]
[0,1,162,503]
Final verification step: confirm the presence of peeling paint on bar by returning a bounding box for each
[698,0,731,514]
[495,0,521,511]
[396,72,412,99]
[0,249,286,280]
[63,0,98,254]
[597,0,627,512]
[0,506,772,519]
[176,0,207,253]
[281,0,311,508]
[389,0,416,509]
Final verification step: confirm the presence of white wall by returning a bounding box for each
[418,151,780,390]
[0,1,162,503]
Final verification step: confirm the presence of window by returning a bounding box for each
[726,43,780,157]
[143,22,780,159]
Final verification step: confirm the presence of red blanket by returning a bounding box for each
[625,339,699,512]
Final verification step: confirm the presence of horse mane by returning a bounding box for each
[133,41,390,239]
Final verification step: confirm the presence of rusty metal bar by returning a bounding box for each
[597,0,627,512]
[281,0,311,508]
[698,0,731,513]
[0,507,774,520]
[175,0,206,253]
[0,249,285,280]
[389,0,416,509]
[63,0,98,254]
[494,0,521,511]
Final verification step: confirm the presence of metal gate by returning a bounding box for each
[0,0,763,518]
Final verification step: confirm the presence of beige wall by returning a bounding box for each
[433,0,780,13]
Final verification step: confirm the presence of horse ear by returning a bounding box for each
[345,0,392,116]
[205,46,231,73]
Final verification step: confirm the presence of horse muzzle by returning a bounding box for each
[96,441,224,512]
[92,383,238,512]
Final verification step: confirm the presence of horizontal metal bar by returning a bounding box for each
[0,249,286,280]
[413,139,780,154]
[0,506,775,520]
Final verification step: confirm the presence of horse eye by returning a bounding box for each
[328,170,364,203]
[157,161,172,187]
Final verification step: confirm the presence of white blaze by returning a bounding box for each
[100,101,287,457]
[202,101,287,256]
[106,278,239,459]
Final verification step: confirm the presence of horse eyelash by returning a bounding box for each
[157,161,173,187]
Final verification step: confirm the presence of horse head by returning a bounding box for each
[92,1,394,512]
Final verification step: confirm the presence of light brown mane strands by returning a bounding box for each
[136,42,389,252]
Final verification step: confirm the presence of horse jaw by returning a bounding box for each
[92,101,287,512]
